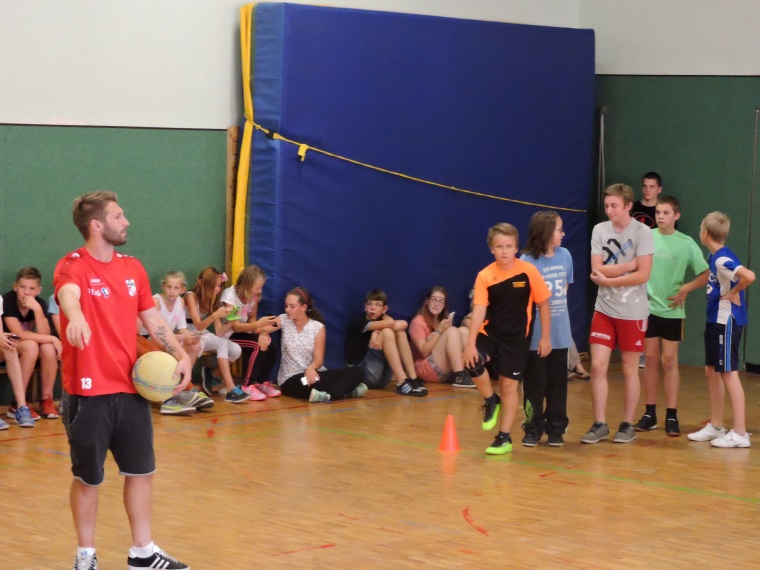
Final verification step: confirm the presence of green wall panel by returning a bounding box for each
[596,76,760,368]
[0,125,227,297]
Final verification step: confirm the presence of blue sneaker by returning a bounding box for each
[0,417,8,430]
[225,386,251,404]
[15,405,36,428]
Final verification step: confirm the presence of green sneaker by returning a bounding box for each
[485,434,512,455]
[481,400,501,431]
[160,397,196,415]
[350,383,368,398]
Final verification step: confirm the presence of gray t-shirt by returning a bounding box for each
[591,218,654,320]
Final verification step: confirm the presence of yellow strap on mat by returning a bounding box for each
[231,3,256,283]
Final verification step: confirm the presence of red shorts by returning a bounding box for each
[588,311,647,353]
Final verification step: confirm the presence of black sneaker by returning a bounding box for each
[521,431,540,447]
[481,397,501,430]
[451,371,476,388]
[634,413,658,432]
[665,417,681,437]
[547,433,564,447]
[485,433,513,455]
[410,378,428,395]
[396,380,425,397]
[127,545,188,569]
[201,367,221,396]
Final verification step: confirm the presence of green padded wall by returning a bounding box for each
[0,125,227,404]
[596,76,760,369]
[0,125,227,293]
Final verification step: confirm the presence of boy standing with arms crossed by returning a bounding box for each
[634,196,709,436]
[463,223,552,455]
[688,212,755,447]
[582,184,654,444]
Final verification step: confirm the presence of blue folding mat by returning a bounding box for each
[246,3,595,367]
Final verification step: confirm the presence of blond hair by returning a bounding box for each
[487,223,519,247]
[604,183,635,206]
[701,211,730,244]
[235,265,267,303]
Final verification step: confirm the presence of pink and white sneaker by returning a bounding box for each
[258,381,281,398]
[241,384,267,401]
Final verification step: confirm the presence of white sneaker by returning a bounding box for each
[710,429,750,448]
[687,423,726,442]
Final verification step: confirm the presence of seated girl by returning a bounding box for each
[221,266,281,400]
[409,286,474,388]
[276,287,366,403]
[184,267,247,404]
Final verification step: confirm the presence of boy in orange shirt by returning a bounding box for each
[464,223,552,454]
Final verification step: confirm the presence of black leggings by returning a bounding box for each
[280,367,364,401]
[229,332,278,385]
[522,347,569,437]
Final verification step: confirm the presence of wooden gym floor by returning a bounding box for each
[1,364,758,569]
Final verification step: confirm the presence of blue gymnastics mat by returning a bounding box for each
[247,3,595,366]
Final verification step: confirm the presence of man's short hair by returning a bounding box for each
[642,171,662,186]
[657,195,680,215]
[72,191,119,239]
[701,211,730,244]
[15,266,42,284]
[365,289,388,305]
[604,183,635,205]
[487,223,519,247]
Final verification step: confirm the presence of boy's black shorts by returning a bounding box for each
[645,314,684,342]
[62,391,155,486]
[474,332,529,381]
[704,321,743,373]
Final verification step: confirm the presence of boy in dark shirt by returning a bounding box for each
[344,289,426,396]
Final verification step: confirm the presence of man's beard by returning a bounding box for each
[103,226,127,246]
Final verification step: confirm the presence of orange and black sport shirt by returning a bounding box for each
[473,259,551,340]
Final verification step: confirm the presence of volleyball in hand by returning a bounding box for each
[132,351,179,402]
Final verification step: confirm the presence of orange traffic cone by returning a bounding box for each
[438,414,461,452]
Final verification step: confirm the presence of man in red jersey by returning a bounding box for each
[55,191,192,570]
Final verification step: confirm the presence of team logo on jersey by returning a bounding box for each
[90,278,102,285]
[126,279,136,296]
[512,281,527,288]
[70,252,80,258]
[88,287,109,298]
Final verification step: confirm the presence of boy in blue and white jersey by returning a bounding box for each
[687,212,755,448]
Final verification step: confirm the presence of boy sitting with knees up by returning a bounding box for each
[344,289,427,396]
[2,267,61,420]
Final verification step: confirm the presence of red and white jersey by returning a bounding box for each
[54,247,154,396]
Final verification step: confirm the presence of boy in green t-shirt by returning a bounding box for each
[634,196,709,436]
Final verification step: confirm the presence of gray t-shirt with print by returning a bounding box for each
[591,218,654,320]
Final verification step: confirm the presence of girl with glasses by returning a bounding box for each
[408,286,474,388]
